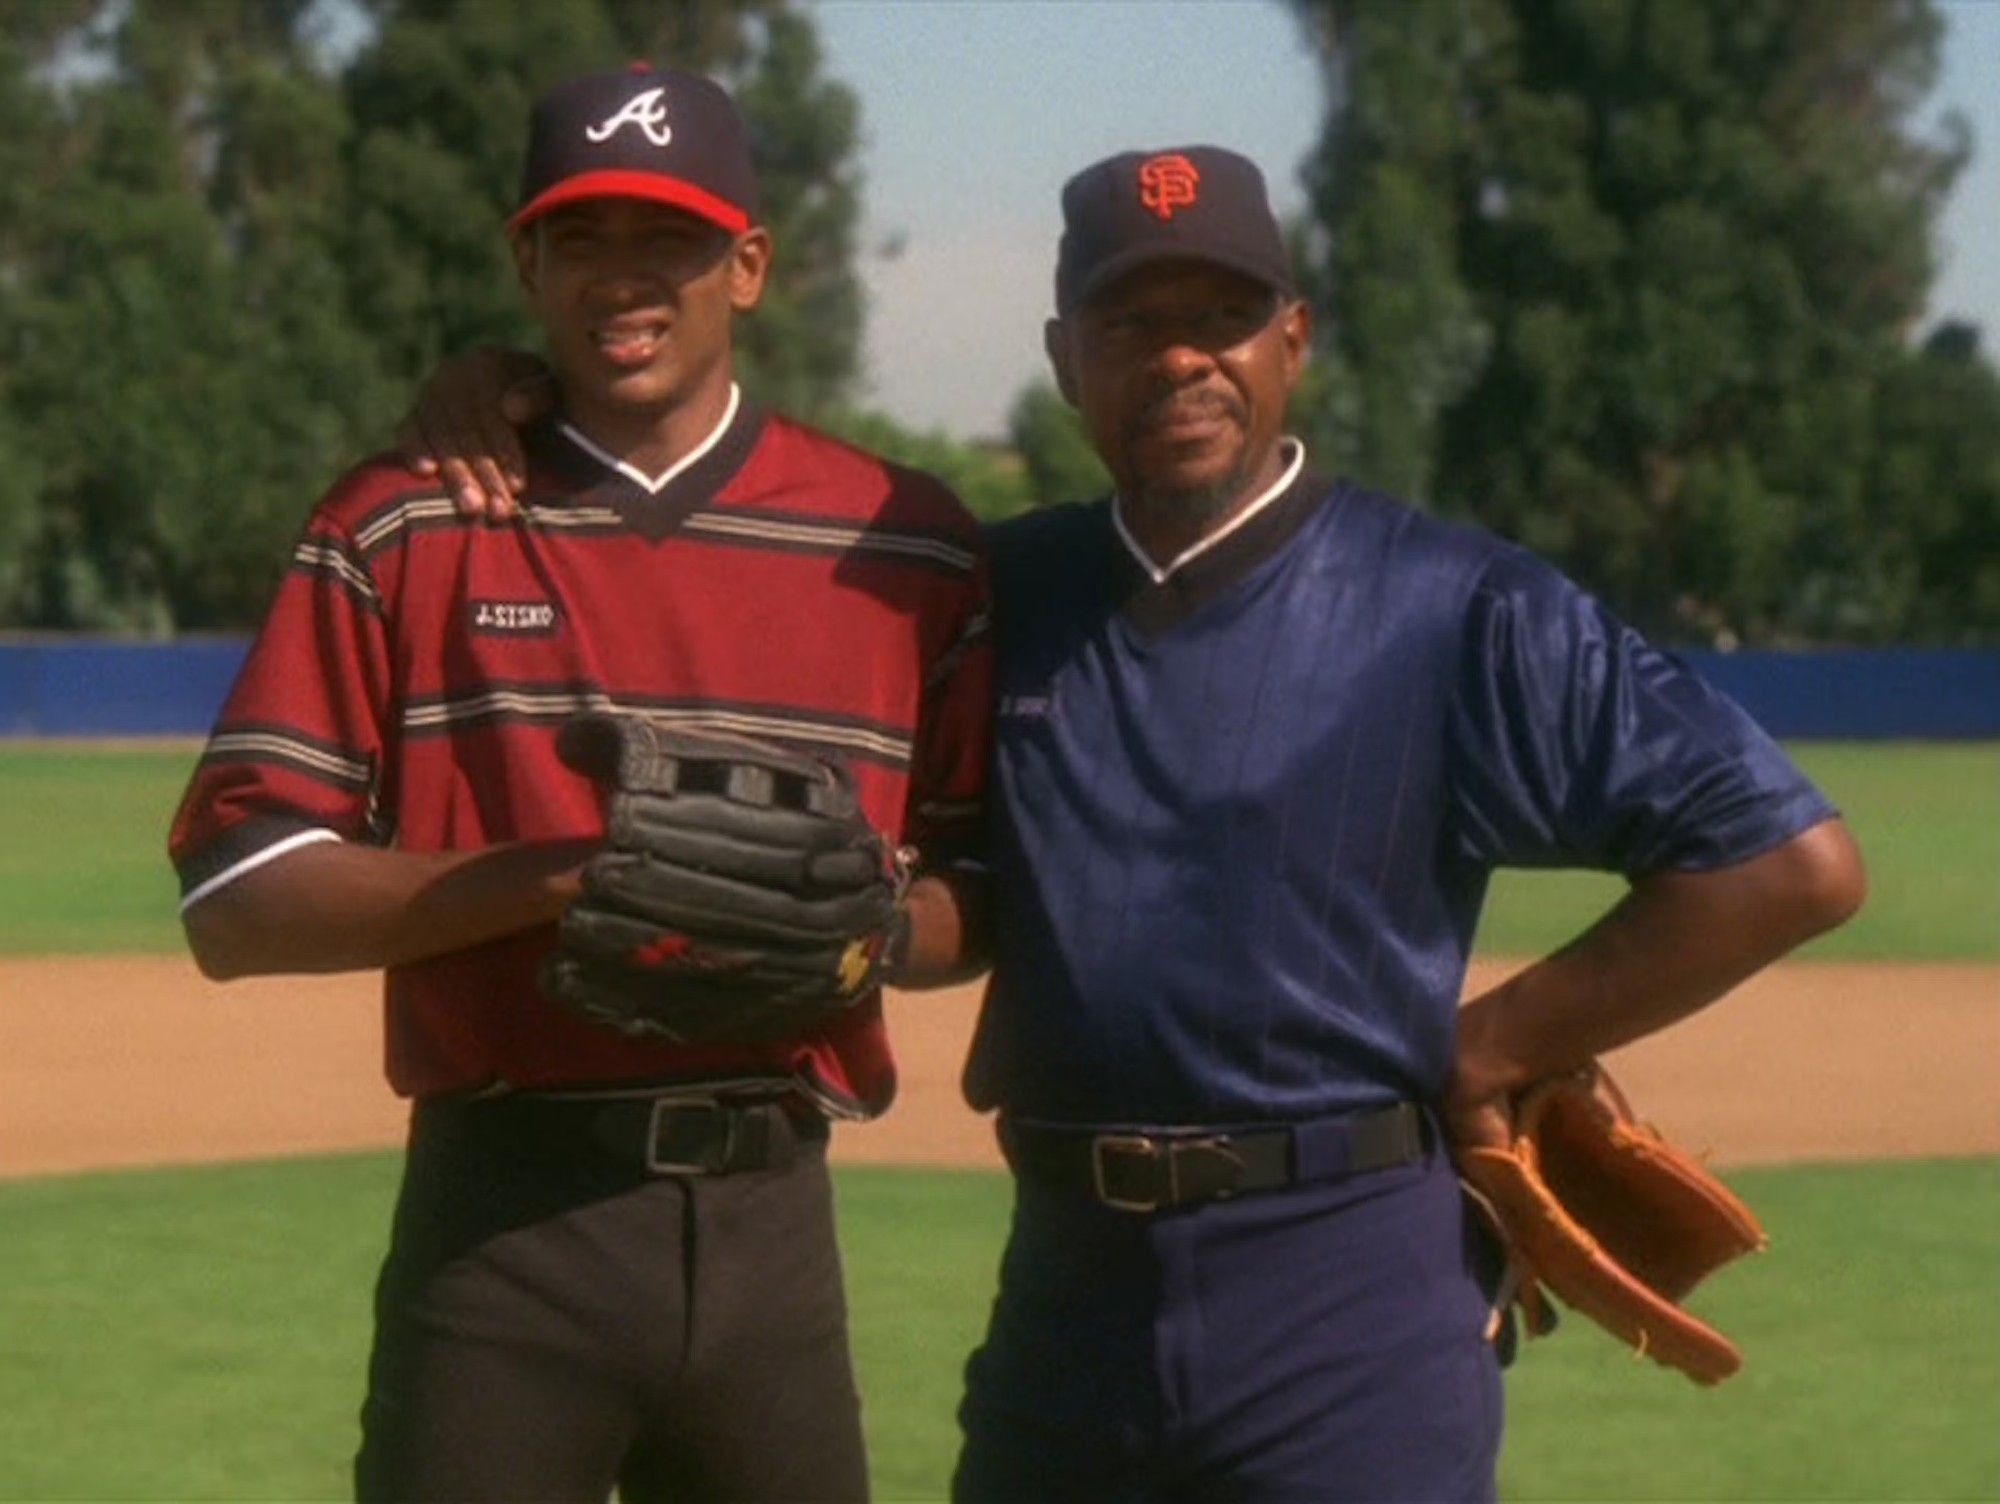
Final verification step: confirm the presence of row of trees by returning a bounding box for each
[0,0,866,631]
[1288,0,1998,644]
[0,0,1993,643]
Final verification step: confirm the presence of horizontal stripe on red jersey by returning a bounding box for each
[197,722,374,791]
[289,534,381,613]
[396,687,919,770]
[342,492,981,577]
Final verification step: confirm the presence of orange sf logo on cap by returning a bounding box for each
[1138,154,1201,222]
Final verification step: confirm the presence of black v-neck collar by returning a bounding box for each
[528,399,767,542]
[1110,470,1335,637]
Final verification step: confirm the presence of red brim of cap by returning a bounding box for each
[507,171,751,236]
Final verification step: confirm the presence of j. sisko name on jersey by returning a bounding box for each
[468,599,560,636]
[1000,693,1054,720]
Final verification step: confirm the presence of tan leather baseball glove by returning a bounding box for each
[1455,1062,1767,1386]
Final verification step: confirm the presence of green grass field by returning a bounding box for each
[0,745,200,952]
[0,1155,1992,1501]
[1474,742,2000,961]
[1,740,1993,1500]
[2,740,1992,958]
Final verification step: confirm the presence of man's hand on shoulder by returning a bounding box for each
[394,347,554,521]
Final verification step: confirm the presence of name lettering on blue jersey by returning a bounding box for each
[1000,693,1054,720]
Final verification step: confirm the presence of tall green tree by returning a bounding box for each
[0,1,365,630]
[1295,0,1982,644]
[1293,0,1490,510]
[0,0,867,631]
[0,29,59,622]
[1853,324,2000,642]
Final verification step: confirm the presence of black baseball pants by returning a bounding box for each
[353,1093,869,1503]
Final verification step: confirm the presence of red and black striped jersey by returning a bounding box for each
[169,396,991,1113]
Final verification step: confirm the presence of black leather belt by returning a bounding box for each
[431,1091,827,1177]
[1000,1102,1428,1213]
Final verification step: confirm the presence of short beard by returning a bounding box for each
[1120,388,1253,538]
[1124,471,1250,538]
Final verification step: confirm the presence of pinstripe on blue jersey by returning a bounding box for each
[968,476,1834,1127]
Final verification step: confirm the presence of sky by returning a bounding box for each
[808,0,2000,439]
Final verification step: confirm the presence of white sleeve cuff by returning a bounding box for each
[177,828,343,914]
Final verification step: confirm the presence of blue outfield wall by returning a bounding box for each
[0,638,1996,741]
[1678,649,2000,741]
[0,639,251,738]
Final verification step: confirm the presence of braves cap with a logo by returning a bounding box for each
[1054,145,1293,315]
[509,63,758,236]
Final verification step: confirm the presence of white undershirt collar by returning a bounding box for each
[558,383,741,496]
[1112,438,1306,585]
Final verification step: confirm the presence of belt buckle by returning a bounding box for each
[1169,1135,1246,1204]
[1091,1134,1164,1212]
[645,1097,733,1175]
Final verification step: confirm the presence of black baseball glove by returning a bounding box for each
[543,714,909,1043]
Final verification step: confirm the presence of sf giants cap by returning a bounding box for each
[1055,146,1292,315]
[509,64,757,236]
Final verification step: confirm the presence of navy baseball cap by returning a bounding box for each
[1055,146,1293,315]
[509,64,758,236]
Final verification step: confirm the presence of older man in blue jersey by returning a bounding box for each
[404,142,1863,1504]
[947,146,1863,1503]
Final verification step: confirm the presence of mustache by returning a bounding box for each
[1126,389,1247,441]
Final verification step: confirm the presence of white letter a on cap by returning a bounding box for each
[586,87,673,147]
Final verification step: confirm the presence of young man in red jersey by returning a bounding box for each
[169,65,989,1503]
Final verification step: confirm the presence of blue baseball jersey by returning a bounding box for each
[966,472,1834,1127]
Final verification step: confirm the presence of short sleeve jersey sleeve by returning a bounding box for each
[168,492,395,905]
[1445,550,1835,876]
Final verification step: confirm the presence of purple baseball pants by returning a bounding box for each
[954,1148,1504,1502]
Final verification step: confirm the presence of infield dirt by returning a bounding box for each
[1,956,1992,1180]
